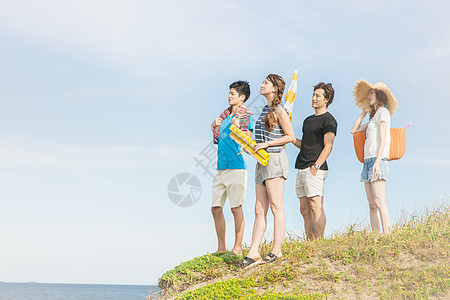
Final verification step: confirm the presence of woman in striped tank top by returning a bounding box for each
[241,74,295,269]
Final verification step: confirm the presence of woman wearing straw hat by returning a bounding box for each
[350,80,398,234]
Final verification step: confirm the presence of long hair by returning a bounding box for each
[369,89,388,119]
[264,74,285,132]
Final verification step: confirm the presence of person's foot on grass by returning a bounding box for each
[214,248,227,254]
[240,256,262,269]
[231,247,242,256]
[262,252,282,264]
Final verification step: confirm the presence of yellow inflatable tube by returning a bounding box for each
[229,124,270,166]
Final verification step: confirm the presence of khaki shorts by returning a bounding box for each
[212,169,247,208]
[255,150,289,186]
[295,168,328,198]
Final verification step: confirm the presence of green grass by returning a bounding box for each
[154,202,449,299]
[159,252,241,290]
[175,278,327,300]
[379,263,450,299]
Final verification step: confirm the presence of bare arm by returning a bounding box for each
[211,118,222,131]
[350,110,368,134]
[231,115,240,128]
[310,132,335,176]
[372,121,388,180]
[239,130,253,154]
[254,107,295,151]
[292,138,302,149]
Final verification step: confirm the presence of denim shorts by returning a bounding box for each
[361,157,389,182]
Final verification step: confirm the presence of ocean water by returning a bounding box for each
[0,282,160,300]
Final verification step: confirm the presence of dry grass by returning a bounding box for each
[152,202,449,299]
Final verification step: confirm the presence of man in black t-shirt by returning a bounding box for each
[292,82,338,240]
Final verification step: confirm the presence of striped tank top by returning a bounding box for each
[255,105,286,153]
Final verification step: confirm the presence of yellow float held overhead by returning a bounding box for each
[229,124,270,166]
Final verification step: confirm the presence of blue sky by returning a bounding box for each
[0,0,449,285]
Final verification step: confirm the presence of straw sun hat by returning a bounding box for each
[353,80,398,115]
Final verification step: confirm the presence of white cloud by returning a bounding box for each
[2,0,448,79]
[405,40,450,68]
[401,158,450,168]
[398,148,450,168]
[0,1,253,75]
[335,0,406,10]
[0,0,319,77]
[63,86,151,101]
[0,222,215,285]
[0,133,205,170]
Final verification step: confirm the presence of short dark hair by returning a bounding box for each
[314,82,334,107]
[229,80,251,102]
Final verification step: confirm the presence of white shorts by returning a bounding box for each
[212,169,247,208]
[295,168,328,198]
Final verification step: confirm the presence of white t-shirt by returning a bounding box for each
[364,107,391,159]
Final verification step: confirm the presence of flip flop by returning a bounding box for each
[263,252,278,263]
[240,256,261,269]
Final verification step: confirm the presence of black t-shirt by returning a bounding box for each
[295,112,338,170]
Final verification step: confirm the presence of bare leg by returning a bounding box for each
[230,206,244,255]
[264,177,286,256]
[300,197,314,240]
[246,183,269,259]
[211,206,226,253]
[309,195,326,239]
[364,182,381,232]
[371,180,390,234]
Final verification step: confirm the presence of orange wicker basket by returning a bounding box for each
[353,128,406,163]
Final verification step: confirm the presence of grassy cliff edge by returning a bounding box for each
[152,203,449,299]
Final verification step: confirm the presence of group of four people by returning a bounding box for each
[210,74,395,269]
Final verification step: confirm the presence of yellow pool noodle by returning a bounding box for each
[229,125,270,166]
